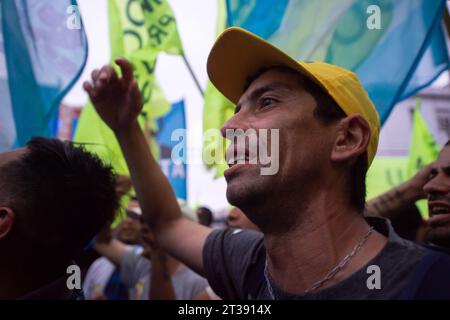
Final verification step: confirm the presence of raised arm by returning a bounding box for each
[365,164,433,219]
[83,58,212,275]
[92,226,128,266]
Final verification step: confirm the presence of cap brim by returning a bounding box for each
[207,27,313,104]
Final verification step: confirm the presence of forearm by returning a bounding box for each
[149,253,176,300]
[94,239,126,266]
[115,124,182,230]
[365,180,423,219]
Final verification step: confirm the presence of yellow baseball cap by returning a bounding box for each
[207,27,380,166]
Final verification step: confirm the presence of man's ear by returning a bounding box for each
[331,115,370,163]
[0,207,15,240]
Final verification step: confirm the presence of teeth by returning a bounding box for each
[226,154,257,165]
[432,206,450,215]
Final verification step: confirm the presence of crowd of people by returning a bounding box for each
[2,27,450,300]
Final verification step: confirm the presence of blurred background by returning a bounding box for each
[1,0,450,221]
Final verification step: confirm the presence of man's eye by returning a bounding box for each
[428,168,438,180]
[443,166,450,176]
[261,97,275,108]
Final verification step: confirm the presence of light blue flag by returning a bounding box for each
[226,0,449,124]
[156,100,187,200]
[0,0,87,151]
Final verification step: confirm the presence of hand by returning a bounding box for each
[140,224,156,259]
[406,163,434,200]
[83,58,143,133]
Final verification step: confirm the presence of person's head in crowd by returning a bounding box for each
[423,141,450,247]
[0,137,118,299]
[115,209,142,245]
[227,207,259,231]
[196,206,213,227]
[212,31,378,234]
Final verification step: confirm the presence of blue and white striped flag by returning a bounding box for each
[157,100,187,201]
[226,0,449,124]
[0,0,87,151]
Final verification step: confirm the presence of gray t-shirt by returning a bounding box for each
[121,247,209,300]
[203,217,450,300]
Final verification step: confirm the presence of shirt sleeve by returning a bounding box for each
[202,228,266,300]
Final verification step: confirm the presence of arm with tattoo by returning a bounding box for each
[365,164,433,219]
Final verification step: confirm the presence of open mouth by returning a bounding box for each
[226,147,259,168]
[224,149,260,178]
[227,154,258,167]
[428,202,450,227]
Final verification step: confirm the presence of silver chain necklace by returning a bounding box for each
[264,226,374,299]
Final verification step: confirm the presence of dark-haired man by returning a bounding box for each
[0,138,118,299]
[85,27,450,299]
[196,207,213,227]
[227,207,258,231]
[367,140,450,249]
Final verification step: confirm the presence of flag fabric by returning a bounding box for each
[225,0,449,124]
[202,0,234,177]
[157,100,187,200]
[366,156,409,201]
[203,0,449,177]
[108,0,183,107]
[75,0,184,175]
[0,0,87,151]
[139,0,184,55]
[407,99,440,218]
[74,0,184,223]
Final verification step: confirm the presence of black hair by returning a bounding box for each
[0,137,118,260]
[244,66,367,212]
[196,206,213,226]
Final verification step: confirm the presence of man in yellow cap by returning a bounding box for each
[84,27,450,299]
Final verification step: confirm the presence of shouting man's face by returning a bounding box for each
[424,146,450,247]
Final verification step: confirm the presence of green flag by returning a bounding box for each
[407,99,440,218]
[74,0,183,224]
[366,156,409,201]
[139,0,184,55]
[75,0,183,169]
[107,0,182,115]
[202,0,235,178]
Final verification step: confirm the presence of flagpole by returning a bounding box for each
[181,53,204,97]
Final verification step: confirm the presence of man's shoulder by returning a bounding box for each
[207,227,264,244]
[202,228,266,300]
[205,227,265,259]
[399,245,450,299]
